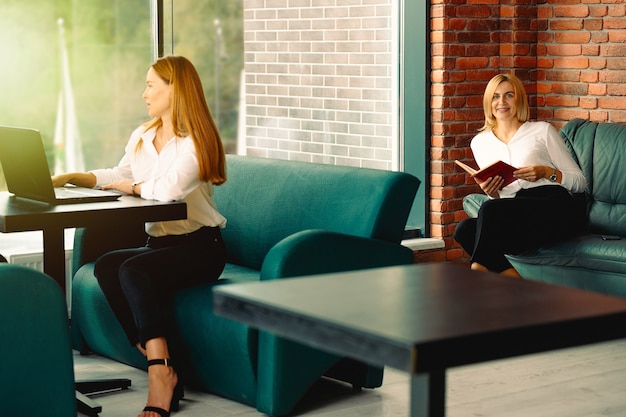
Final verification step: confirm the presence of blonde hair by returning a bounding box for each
[142,55,227,185]
[480,73,530,132]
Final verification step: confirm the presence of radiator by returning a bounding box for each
[8,250,73,310]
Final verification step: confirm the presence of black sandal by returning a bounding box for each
[142,358,184,417]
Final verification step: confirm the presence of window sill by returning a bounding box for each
[401,237,445,251]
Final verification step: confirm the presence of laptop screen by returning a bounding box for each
[0,126,58,202]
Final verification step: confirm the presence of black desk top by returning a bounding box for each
[214,263,626,374]
[0,192,187,233]
[0,191,187,292]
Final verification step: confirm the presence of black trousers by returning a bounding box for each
[454,185,586,272]
[94,226,226,347]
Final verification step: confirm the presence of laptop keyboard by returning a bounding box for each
[54,187,117,198]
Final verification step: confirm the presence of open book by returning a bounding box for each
[455,159,518,186]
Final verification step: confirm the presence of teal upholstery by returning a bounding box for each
[462,119,626,297]
[71,155,420,416]
[0,264,76,416]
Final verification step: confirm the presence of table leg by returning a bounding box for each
[410,370,446,417]
[41,226,66,293]
[42,227,132,415]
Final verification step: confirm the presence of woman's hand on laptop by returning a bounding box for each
[101,179,134,196]
[51,172,97,188]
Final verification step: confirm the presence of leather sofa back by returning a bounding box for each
[213,155,420,270]
[560,118,626,236]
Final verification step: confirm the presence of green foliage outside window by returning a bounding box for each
[0,0,242,190]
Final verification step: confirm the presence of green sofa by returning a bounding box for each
[70,155,420,416]
[463,118,626,297]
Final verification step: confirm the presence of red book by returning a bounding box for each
[455,160,518,186]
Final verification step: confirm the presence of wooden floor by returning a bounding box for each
[74,338,626,416]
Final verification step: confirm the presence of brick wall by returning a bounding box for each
[432,0,626,265]
[243,0,396,170]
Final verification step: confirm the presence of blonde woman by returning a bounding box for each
[454,73,586,277]
[53,55,227,417]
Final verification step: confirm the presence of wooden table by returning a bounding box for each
[0,192,187,294]
[213,262,626,416]
[0,192,187,416]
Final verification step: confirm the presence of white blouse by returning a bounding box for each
[470,121,586,198]
[90,125,227,236]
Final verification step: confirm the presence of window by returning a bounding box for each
[1,0,427,242]
[401,0,429,235]
[0,0,154,257]
[163,0,244,154]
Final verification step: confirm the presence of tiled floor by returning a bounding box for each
[75,338,626,417]
[74,351,410,417]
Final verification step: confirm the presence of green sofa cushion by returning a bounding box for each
[506,234,626,274]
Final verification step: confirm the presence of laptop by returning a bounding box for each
[0,125,122,204]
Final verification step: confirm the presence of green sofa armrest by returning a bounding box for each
[463,193,489,218]
[259,229,414,280]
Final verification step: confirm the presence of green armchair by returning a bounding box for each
[0,264,76,416]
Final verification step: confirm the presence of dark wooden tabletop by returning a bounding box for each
[0,193,187,233]
[214,262,626,374]
[0,192,187,292]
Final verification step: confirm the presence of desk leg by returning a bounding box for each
[42,227,132,415]
[410,370,446,417]
[42,226,66,293]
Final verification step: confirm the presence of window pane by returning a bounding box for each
[0,0,152,257]
[0,0,153,190]
[170,0,244,154]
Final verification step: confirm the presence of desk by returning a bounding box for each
[213,263,626,416]
[0,192,186,293]
[0,192,187,416]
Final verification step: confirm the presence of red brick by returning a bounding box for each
[554,5,590,18]
[456,57,489,69]
[599,96,626,109]
[581,71,599,83]
[550,19,584,31]
[555,31,592,43]
[589,58,608,70]
[431,17,448,31]
[599,71,626,83]
[609,31,626,43]
[602,44,626,57]
[538,6,553,19]
[605,17,626,30]
[591,31,609,43]
[608,58,626,70]
[582,44,600,56]
[608,5,625,17]
[515,56,538,68]
[585,19,604,32]
[546,95,579,107]
[588,83,607,95]
[546,44,581,56]
[590,6,609,17]
[456,5,493,18]
[609,111,626,123]
[579,97,597,109]
[537,57,554,68]
[546,70,580,82]
[554,57,589,69]
[554,108,590,120]
[607,84,626,96]
[552,82,589,95]
[589,111,608,122]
